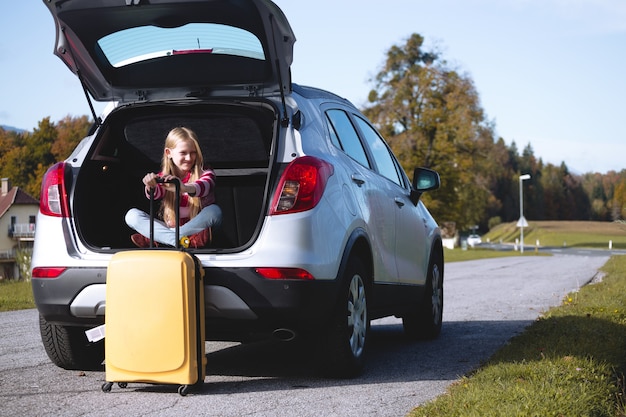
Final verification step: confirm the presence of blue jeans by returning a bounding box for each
[125,204,222,246]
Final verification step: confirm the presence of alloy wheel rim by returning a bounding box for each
[347,275,367,357]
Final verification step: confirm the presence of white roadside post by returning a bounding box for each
[518,174,531,253]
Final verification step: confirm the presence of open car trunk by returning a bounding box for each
[73,101,277,251]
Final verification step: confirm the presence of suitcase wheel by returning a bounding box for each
[101,382,127,392]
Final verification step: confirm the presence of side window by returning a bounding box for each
[326,110,370,168]
[353,116,402,186]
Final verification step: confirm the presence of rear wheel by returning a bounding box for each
[403,251,443,340]
[320,256,369,378]
[39,314,104,371]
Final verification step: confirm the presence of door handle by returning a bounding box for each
[394,197,405,207]
[351,174,366,187]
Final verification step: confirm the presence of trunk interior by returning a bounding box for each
[72,101,277,251]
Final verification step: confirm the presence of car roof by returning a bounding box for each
[43,0,295,102]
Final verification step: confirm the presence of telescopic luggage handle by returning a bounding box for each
[149,177,181,248]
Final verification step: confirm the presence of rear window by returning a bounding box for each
[97,23,265,68]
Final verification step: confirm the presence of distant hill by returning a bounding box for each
[1,125,28,133]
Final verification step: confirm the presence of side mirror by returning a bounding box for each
[410,167,440,205]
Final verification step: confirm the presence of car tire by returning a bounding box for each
[402,251,443,340]
[319,256,370,378]
[39,314,104,371]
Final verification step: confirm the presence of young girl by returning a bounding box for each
[125,127,222,248]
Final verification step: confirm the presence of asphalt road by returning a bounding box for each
[0,254,611,417]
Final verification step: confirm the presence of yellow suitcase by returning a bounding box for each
[102,250,206,396]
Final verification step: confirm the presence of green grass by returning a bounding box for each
[409,255,626,417]
[447,220,626,264]
[0,280,35,312]
[486,220,626,249]
[444,247,548,263]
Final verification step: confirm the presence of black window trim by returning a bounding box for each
[321,104,412,193]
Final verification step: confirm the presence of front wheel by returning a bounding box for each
[319,256,370,378]
[403,251,444,340]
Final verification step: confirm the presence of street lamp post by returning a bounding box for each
[519,174,531,253]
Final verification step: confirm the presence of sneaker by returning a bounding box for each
[188,228,211,248]
[131,233,157,248]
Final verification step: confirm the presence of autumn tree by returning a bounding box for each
[53,115,91,160]
[0,116,91,199]
[611,174,626,220]
[0,130,32,192]
[0,128,16,162]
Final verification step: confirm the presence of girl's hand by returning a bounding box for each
[142,172,159,188]
[160,175,181,193]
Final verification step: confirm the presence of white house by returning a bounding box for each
[0,178,39,280]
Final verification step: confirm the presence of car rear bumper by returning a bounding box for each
[33,266,341,333]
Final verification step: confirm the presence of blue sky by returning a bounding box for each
[2,0,625,174]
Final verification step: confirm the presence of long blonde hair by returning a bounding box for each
[160,127,204,226]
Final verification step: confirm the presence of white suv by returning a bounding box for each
[33,0,443,378]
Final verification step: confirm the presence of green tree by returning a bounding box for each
[488,139,519,223]
[15,247,33,281]
[362,33,492,229]
[541,163,566,219]
[582,172,610,220]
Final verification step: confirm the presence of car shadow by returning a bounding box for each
[131,314,624,396]
[194,318,537,395]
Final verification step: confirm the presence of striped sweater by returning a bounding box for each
[146,169,216,222]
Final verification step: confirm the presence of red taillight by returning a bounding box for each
[32,267,67,279]
[255,268,315,280]
[270,156,334,215]
[40,162,70,217]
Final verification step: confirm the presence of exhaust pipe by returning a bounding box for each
[272,328,296,342]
